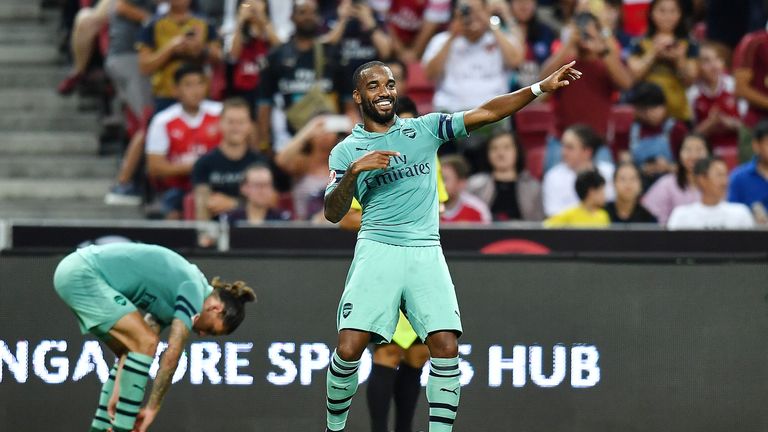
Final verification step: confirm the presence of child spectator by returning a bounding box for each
[668,157,755,229]
[627,82,688,181]
[543,124,615,216]
[138,0,222,111]
[641,133,710,224]
[733,26,768,127]
[227,0,282,112]
[440,155,492,223]
[192,98,268,222]
[687,41,743,153]
[227,163,292,224]
[728,121,768,225]
[545,169,611,228]
[627,0,698,122]
[605,162,657,223]
[541,11,633,170]
[145,65,223,219]
[467,131,545,221]
[274,113,350,220]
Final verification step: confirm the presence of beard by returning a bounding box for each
[361,96,397,124]
[295,22,318,39]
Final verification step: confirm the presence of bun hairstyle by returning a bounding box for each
[211,277,256,334]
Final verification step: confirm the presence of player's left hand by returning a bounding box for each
[133,407,158,432]
[540,61,583,93]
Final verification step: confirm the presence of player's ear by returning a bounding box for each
[352,89,362,105]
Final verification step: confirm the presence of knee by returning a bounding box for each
[336,342,366,362]
[135,333,159,357]
[427,332,459,358]
[373,344,402,368]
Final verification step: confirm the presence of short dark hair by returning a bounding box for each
[753,121,768,142]
[565,124,603,157]
[221,97,252,117]
[352,60,389,92]
[575,169,606,201]
[441,154,472,180]
[395,96,418,117]
[241,162,273,185]
[174,63,206,84]
[628,82,666,108]
[693,156,725,177]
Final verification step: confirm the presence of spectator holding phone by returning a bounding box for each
[228,0,281,113]
[628,0,698,122]
[138,0,223,111]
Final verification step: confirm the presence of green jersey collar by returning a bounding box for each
[352,116,404,138]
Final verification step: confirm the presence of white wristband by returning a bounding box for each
[531,82,544,97]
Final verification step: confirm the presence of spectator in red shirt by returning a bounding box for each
[228,0,282,114]
[626,81,689,184]
[733,27,768,128]
[145,64,223,219]
[687,41,743,154]
[541,11,633,171]
[382,0,452,62]
[440,154,492,223]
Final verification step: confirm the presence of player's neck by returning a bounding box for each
[182,103,200,117]
[362,117,395,134]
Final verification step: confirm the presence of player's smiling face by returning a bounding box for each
[354,65,398,125]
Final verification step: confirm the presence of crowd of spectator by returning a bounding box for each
[56,0,768,235]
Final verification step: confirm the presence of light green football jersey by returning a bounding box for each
[76,243,213,329]
[326,112,468,246]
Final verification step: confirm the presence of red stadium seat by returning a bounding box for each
[607,105,635,159]
[714,146,740,171]
[515,104,554,150]
[406,62,435,115]
[526,145,546,180]
[183,192,196,221]
[276,192,295,218]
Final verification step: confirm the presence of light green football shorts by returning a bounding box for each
[53,251,137,338]
[337,239,463,344]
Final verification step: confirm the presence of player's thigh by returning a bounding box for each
[373,343,404,368]
[403,343,430,369]
[401,247,462,341]
[337,240,403,342]
[54,253,137,336]
[108,312,159,356]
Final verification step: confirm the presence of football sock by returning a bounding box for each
[112,352,152,431]
[326,350,360,432]
[89,363,118,431]
[366,364,396,432]
[394,363,423,432]
[426,357,461,432]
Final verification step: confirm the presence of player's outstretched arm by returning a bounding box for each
[134,318,190,432]
[463,61,582,132]
[325,150,400,223]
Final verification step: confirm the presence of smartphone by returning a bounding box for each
[324,115,353,133]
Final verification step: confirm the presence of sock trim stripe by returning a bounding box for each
[327,394,354,404]
[115,407,140,416]
[126,355,152,369]
[429,402,458,412]
[431,363,459,371]
[98,404,108,411]
[118,397,142,406]
[329,367,357,378]
[327,406,351,416]
[122,364,149,377]
[430,415,455,425]
[332,357,359,371]
[429,371,461,378]
[94,415,112,425]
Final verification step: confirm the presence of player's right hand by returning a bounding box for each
[350,150,400,174]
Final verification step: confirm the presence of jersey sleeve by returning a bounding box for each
[418,112,469,147]
[173,281,205,329]
[325,144,353,196]
[145,113,170,155]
